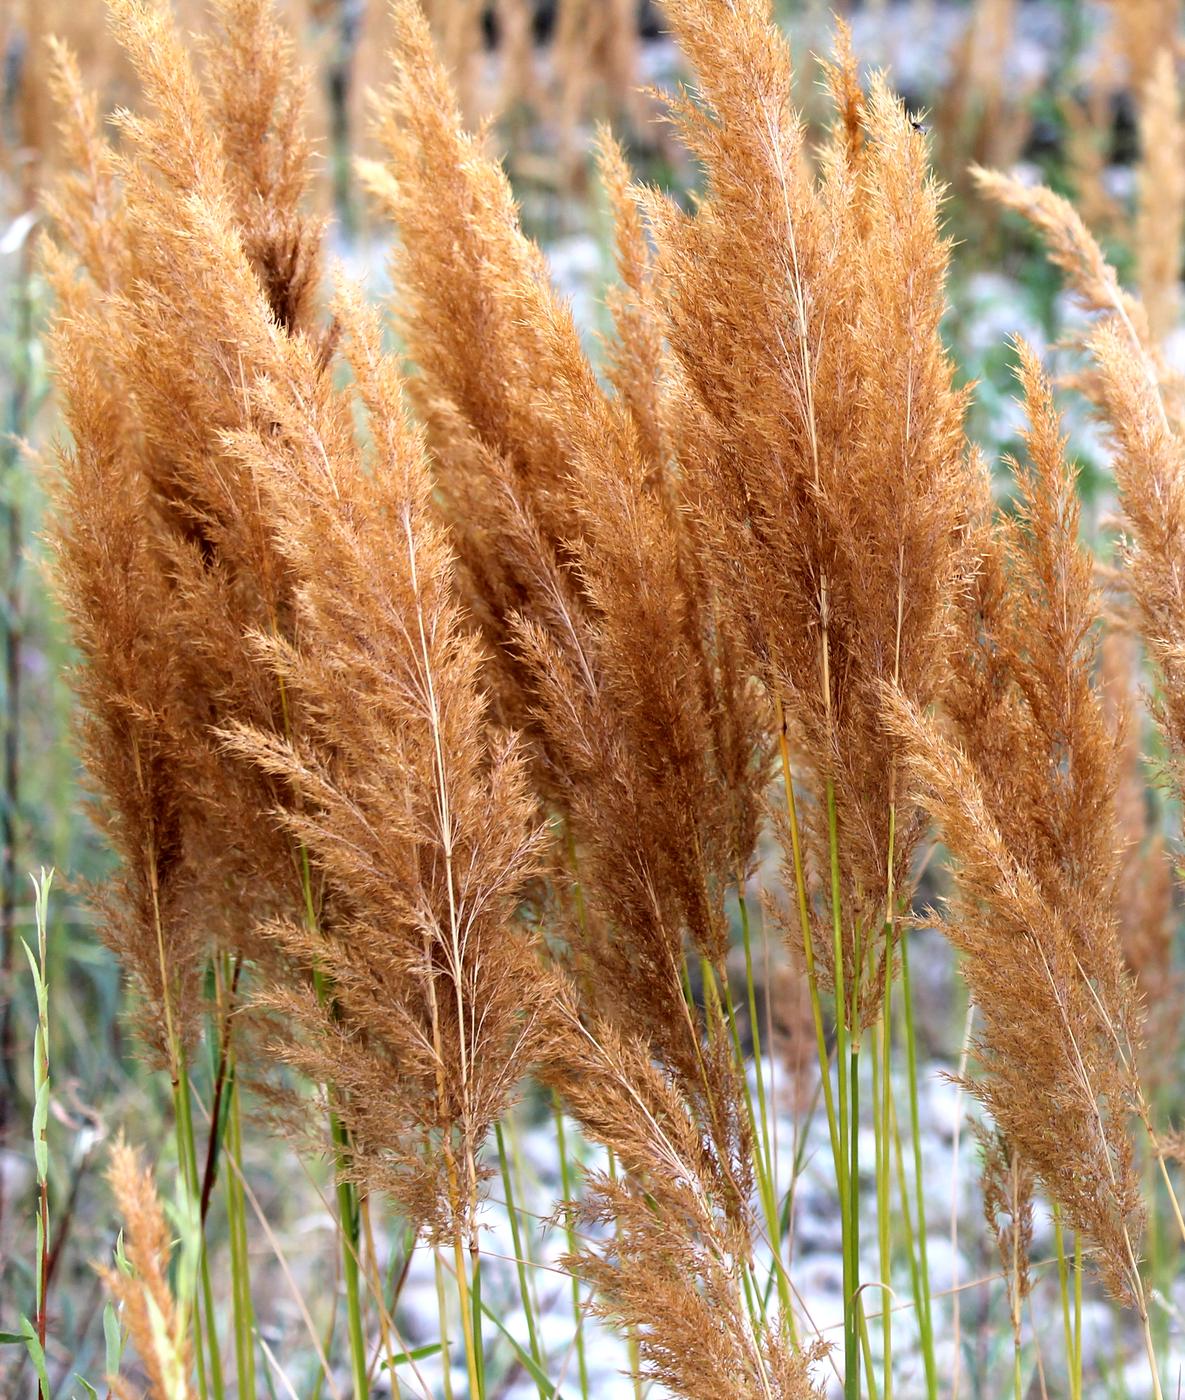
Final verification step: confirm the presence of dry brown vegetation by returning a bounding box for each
[14,0,1185,1397]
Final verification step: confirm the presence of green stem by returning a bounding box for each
[872,1007,891,1398]
[1146,1146,1168,1364]
[227,1072,256,1395]
[825,779,857,1400]
[1072,1232,1083,1396]
[173,1058,217,1400]
[739,889,775,1190]
[554,1100,589,1398]
[305,845,368,1400]
[466,1156,485,1400]
[888,1091,926,1381]
[776,713,847,1212]
[879,808,896,1400]
[706,948,795,1339]
[434,1250,455,1400]
[496,1120,546,1396]
[331,1112,369,1399]
[899,931,936,1398]
[1054,1206,1077,1400]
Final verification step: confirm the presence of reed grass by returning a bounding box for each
[13,0,1185,1397]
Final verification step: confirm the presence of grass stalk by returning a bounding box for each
[888,1089,927,1378]
[227,1073,256,1395]
[824,778,857,1400]
[1010,1155,1022,1400]
[497,1120,547,1395]
[1072,1232,1082,1394]
[738,887,775,1191]
[898,929,937,1398]
[553,1100,589,1398]
[1053,1206,1077,1400]
[330,1111,370,1399]
[872,1005,891,1399]
[606,1149,643,1399]
[0,237,33,1216]
[434,1250,455,1400]
[877,804,897,1400]
[775,703,846,1209]
[1145,1149,1168,1365]
[775,707,871,1383]
[471,1231,485,1398]
[362,1196,401,1388]
[172,1059,212,1400]
[26,871,51,1400]
[305,852,369,1400]
[1152,1147,1185,1250]
[507,1117,543,1323]
[183,1057,225,1400]
[450,1219,482,1400]
[705,949,795,1339]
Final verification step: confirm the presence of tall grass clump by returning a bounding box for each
[25,0,1185,1396]
[888,342,1156,1388]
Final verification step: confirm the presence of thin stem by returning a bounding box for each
[826,779,857,1400]
[1053,1207,1076,1400]
[199,956,242,1225]
[1010,1154,1022,1400]
[707,947,794,1338]
[0,234,33,1199]
[879,1008,896,1400]
[899,931,937,1398]
[451,1218,481,1400]
[173,1061,213,1400]
[878,805,897,1400]
[554,1101,589,1398]
[306,869,369,1400]
[949,999,974,1400]
[739,887,775,1189]
[775,702,846,1207]
[434,1250,455,1400]
[1152,1146,1185,1249]
[332,1114,370,1399]
[227,1072,256,1396]
[1137,1295,1165,1400]
[29,872,50,1400]
[606,1149,643,1399]
[888,1089,926,1370]
[1072,1232,1082,1396]
[496,1120,546,1397]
